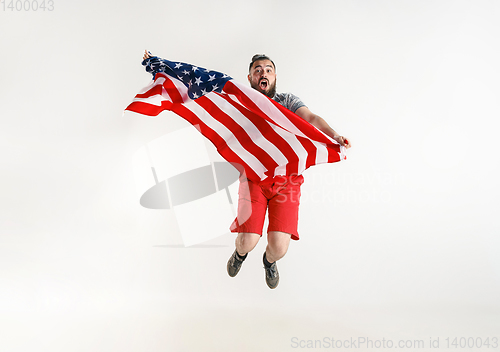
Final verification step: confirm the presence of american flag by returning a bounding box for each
[125,56,346,183]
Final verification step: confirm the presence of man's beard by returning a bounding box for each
[251,79,277,98]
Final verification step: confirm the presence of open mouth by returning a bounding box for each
[259,79,268,90]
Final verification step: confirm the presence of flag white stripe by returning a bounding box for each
[225,91,325,176]
[230,81,306,137]
[268,123,307,176]
[314,141,329,165]
[171,78,191,103]
[206,93,289,168]
[232,81,336,143]
[132,95,167,107]
[184,101,269,179]
[229,83,330,175]
[230,80,335,169]
[135,77,163,94]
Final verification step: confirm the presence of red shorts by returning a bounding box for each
[229,174,304,240]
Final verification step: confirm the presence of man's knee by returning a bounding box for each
[267,231,291,260]
[269,244,288,259]
[236,232,260,253]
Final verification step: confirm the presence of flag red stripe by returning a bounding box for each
[135,84,164,99]
[126,100,173,116]
[162,75,185,104]
[296,137,318,170]
[195,96,279,179]
[170,103,261,182]
[215,93,302,176]
[224,81,336,145]
[133,74,184,103]
[222,81,329,170]
[327,144,342,163]
[272,101,337,145]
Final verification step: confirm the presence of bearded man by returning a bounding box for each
[226,54,351,289]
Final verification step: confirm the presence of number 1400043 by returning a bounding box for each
[1,0,54,11]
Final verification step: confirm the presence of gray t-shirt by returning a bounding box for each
[272,92,306,113]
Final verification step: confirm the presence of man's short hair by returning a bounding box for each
[249,54,276,72]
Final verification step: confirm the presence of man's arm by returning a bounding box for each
[295,106,351,148]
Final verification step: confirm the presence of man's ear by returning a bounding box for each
[247,74,251,83]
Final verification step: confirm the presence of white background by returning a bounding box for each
[1,0,499,351]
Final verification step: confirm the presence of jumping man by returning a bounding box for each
[226,54,351,289]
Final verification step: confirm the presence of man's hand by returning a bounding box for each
[295,107,352,149]
[333,135,352,149]
[143,50,152,61]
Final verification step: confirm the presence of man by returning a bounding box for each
[226,54,351,289]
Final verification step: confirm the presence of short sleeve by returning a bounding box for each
[273,92,306,113]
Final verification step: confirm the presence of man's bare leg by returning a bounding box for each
[263,231,291,289]
[227,232,260,277]
[266,231,291,262]
[235,232,261,256]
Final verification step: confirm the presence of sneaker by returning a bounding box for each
[263,252,279,289]
[227,250,245,277]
